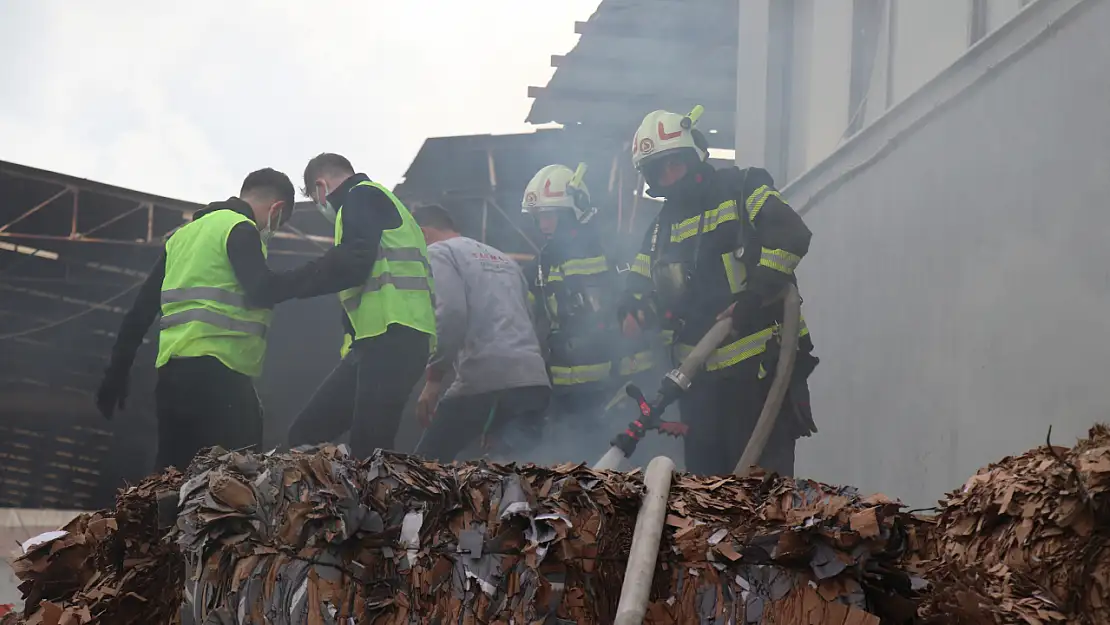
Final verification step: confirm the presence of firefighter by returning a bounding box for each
[284,153,435,458]
[623,106,818,476]
[521,164,649,458]
[96,168,299,471]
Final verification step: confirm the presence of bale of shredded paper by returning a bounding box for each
[10,445,936,624]
[643,473,931,623]
[171,446,927,624]
[174,445,643,624]
[10,469,184,625]
[917,424,1110,624]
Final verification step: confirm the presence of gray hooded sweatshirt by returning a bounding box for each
[426,236,549,398]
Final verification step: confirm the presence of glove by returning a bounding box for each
[95,365,130,420]
[617,293,655,338]
[729,291,763,333]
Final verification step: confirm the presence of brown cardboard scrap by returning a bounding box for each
[13,426,1110,625]
[849,506,881,538]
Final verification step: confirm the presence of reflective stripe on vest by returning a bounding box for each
[560,255,608,277]
[675,317,809,372]
[619,349,654,376]
[336,180,436,341]
[340,246,434,311]
[160,307,268,337]
[161,286,249,309]
[666,184,782,248]
[758,247,802,275]
[550,362,611,386]
[745,185,782,220]
[670,200,739,244]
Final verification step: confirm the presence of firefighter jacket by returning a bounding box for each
[529,228,652,392]
[627,165,815,379]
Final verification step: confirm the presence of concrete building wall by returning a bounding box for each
[779,0,1107,507]
[889,0,971,103]
[792,0,854,176]
[738,0,1042,185]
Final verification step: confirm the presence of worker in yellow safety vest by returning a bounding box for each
[96,169,299,471]
[284,153,436,458]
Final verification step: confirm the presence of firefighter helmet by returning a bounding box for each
[521,163,596,224]
[630,106,708,172]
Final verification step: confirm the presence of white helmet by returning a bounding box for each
[630,105,708,172]
[521,163,596,224]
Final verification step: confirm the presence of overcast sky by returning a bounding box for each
[0,0,600,202]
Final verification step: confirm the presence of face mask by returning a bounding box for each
[316,201,337,224]
[259,209,278,244]
[314,181,337,224]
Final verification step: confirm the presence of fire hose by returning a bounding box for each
[592,283,802,472]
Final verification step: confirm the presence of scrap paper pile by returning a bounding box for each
[5,444,932,624]
[917,425,1110,624]
[13,427,1110,624]
[10,469,184,625]
[174,445,644,624]
[643,473,932,624]
[174,445,930,623]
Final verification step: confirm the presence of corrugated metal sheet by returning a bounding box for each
[526,0,738,148]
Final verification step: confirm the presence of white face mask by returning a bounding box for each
[314,181,337,224]
[259,209,278,244]
[316,201,337,224]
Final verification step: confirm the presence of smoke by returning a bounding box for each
[468,383,686,471]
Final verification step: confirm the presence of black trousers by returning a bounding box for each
[155,356,263,472]
[287,325,429,458]
[679,374,809,476]
[416,385,551,463]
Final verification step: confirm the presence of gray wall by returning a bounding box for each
[786,0,1110,507]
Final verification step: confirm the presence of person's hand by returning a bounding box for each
[622,312,643,338]
[416,379,442,428]
[95,367,129,420]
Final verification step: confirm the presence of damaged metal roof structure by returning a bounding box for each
[525,0,738,151]
[0,161,343,510]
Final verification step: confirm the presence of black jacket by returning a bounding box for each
[267,173,402,341]
[272,174,400,301]
[628,165,814,369]
[527,226,621,371]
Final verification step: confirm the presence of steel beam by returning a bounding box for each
[0,231,317,257]
[0,187,72,234]
[485,198,540,253]
[0,162,200,214]
[0,283,131,315]
[77,202,147,238]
